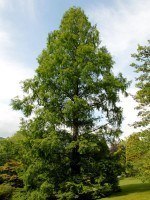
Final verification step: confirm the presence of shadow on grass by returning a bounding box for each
[112,182,150,197]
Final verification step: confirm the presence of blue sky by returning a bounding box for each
[0,0,150,138]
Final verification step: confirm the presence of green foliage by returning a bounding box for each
[126,132,150,182]
[11,7,129,133]
[131,40,150,128]
[11,188,26,200]
[129,41,150,182]
[8,131,120,199]
[0,133,26,166]
[57,179,112,200]
[126,134,140,177]
[0,184,13,200]
[10,7,129,199]
[0,160,23,187]
[0,133,25,188]
[0,139,14,166]
[109,140,126,175]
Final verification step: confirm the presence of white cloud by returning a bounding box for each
[0,0,35,137]
[120,88,138,138]
[0,0,6,9]
[0,60,34,102]
[0,31,11,46]
[17,0,37,20]
[0,60,34,138]
[86,0,150,137]
[0,0,36,20]
[0,103,22,138]
[87,0,150,55]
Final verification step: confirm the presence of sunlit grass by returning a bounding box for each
[102,177,150,200]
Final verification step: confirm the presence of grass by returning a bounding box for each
[102,177,150,200]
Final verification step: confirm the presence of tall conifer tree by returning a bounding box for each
[12,7,129,199]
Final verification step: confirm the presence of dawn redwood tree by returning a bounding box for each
[12,7,129,199]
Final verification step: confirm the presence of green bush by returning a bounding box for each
[0,184,13,200]
[56,175,114,200]
[11,188,27,200]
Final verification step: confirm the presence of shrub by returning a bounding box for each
[0,184,13,200]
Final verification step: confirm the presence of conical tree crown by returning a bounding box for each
[10,7,129,199]
[60,7,100,47]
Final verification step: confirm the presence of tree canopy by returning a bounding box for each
[131,40,150,129]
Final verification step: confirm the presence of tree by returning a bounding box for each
[131,40,150,129]
[0,160,23,188]
[0,134,25,199]
[129,40,150,182]
[11,7,129,199]
[126,133,141,177]
[110,139,126,176]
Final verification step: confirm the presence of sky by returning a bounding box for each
[0,0,149,138]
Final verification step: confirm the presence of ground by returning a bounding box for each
[102,177,150,200]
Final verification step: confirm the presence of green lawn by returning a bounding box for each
[102,178,150,200]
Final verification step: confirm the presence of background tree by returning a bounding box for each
[128,40,150,182]
[0,134,25,199]
[126,133,141,177]
[110,139,126,176]
[11,7,129,199]
[131,40,150,129]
